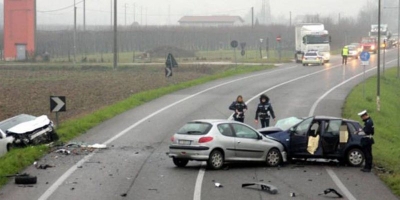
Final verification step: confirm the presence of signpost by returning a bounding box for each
[231,40,238,67]
[50,96,66,127]
[360,51,371,98]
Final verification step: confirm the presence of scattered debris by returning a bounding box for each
[55,149,71,155]
[148,188,158,191]
[71,187,75,190]
[308,179,312,182]
[242,182,278,194]
[223,166,230,170]
[121,193,127,197]
[290,192,296,197]
[18,185,34,188]
[318,188,343,198]
[214,182,223,188]
[34,161,54,170]
[88,143,107,149]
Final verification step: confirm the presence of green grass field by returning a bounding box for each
[343,67,400,196]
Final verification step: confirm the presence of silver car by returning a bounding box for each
[167,119,287,169]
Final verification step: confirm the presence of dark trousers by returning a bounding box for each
[342,56,348,65]
[260,118,270,128]
[234,117,244,123]
[363,143,373,170]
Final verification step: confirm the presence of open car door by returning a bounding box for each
[321,119,341,154]
[290,117,313,155]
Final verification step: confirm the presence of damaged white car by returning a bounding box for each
[0,114,59,147]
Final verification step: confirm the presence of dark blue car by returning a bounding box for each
[258,116,366,166]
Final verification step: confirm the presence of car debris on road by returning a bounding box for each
[319,188,343,198]
[242,182,278,194]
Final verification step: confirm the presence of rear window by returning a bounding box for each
[177,122,212,135]
[305,53,317,56]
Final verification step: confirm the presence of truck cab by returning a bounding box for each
[295,24,331,64]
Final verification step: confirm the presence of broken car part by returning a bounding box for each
[242,182,278,194]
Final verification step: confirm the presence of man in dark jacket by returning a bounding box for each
[255,94,276,128]
[358,110,374,172]
[229,95,247,123]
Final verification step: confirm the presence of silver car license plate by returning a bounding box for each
[178,140,191,145]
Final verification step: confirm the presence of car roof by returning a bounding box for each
[191,119,235,124]
[313,116,359,123]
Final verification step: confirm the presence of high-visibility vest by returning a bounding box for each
[342,48,349,56]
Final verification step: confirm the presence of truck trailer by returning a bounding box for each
[295,23,331,63]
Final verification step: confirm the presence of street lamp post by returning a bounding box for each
[377,0,381,112]
[259,38,263,59]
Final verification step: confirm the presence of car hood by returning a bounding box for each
[263,131,290,151]
[7,115,52,134]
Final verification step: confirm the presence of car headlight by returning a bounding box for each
[325,53,330,59]
[371,45,375,50]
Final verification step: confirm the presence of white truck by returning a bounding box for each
[295,23,331,63]
[369,24,392,48]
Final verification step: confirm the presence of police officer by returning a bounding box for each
[342,45,349,65]
[254,94,276,128]
[357,110,374,172]
[229,95,247,123]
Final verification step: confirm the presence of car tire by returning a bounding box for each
[207,150,224,170]
[347,148,364,167]
[266,148,281,167]
[172,158,189,168]
[15,175,37,184]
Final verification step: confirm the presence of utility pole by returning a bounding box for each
[398,0,400,78]
[113,0,118,69]
[289,11,292,27]
[83,0,86,31]
[251,7,254,29]
[125,3,127,26]
[141,6,143,25]
[73,0,77,64]
[377,0,381,111]
[133,3,136,23]
[110,0,113,28]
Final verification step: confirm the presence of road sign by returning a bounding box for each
[360,51,370,65]
[241,50,245,56]
[165,67,172,77]
[230,40,238,48]
[50,96,66,112]
[276,36,281,42]
[360,51,370,61]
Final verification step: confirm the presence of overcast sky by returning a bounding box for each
[35,0,368,26]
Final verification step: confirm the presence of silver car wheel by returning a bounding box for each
[208,150,224,170]
[266,149,281,167]
[347,148,364,166]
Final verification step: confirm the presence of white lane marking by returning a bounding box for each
[309,59,396,200]
[38,65,296,200]
[193,63,344,200]
[193,162,206,200]
[326,168,357,200]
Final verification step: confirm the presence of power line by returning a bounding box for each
[37,1,84,13]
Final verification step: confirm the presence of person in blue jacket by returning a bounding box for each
[255,94,276,128]
[229,95,247,123]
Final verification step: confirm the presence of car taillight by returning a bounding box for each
[198,136,213,143]
[170,136,175,142]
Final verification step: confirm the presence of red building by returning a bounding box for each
[4,0,36,61]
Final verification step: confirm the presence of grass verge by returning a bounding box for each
[343,67,400,197]
[0,64,273,187]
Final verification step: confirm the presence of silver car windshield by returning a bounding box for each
[177,122,212,135]
[275,117,302,130]
[0,114,36,131]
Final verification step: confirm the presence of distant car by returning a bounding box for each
[258,116,366,166]
[167,119,287,169]
[349,43,362,53]
[0,114,58,147]
[302,50,324,66]
[347,45,359,59]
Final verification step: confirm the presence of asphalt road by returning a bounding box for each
[1,50,399,200]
